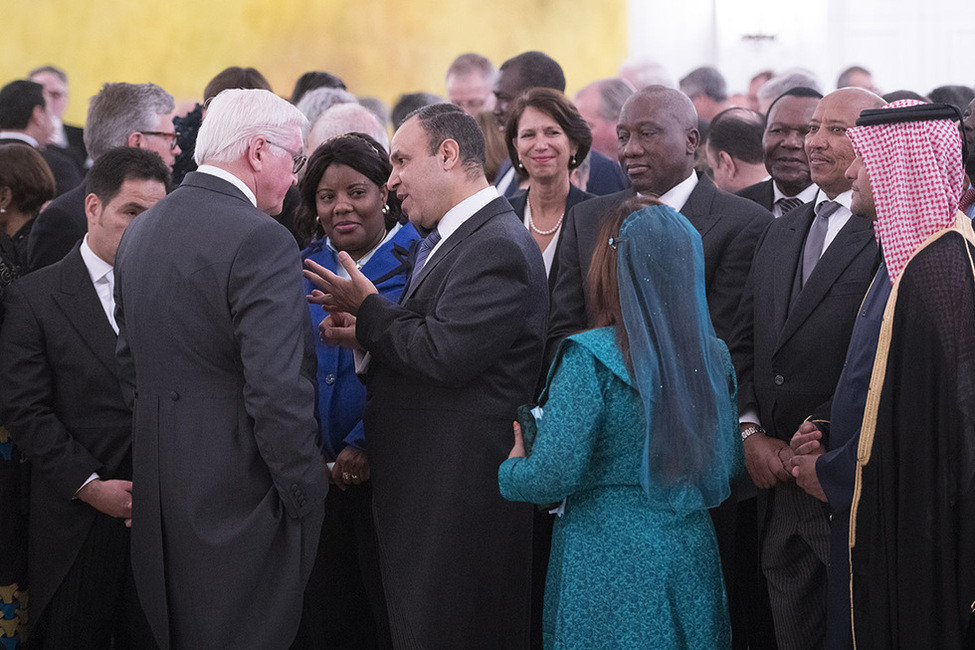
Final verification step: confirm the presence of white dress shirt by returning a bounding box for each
[197,164,258,207]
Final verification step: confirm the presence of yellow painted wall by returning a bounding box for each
[2,0,627,125]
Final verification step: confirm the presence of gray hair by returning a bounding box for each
[294,87,356,128]
[582,78,634,122]
[195,89,309,165]
[446,53,496,82]
[757,69,823,106]
[28,65,68,85]
[680,66,728,102]
[308,103,389,152]
[84,82,175,161]
[618,58,673,90]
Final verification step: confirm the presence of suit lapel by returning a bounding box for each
[51,247,118,375]
[775,216,875,351]
[771,206,814,336]
[679,174,721,239]
[401,197,509,301]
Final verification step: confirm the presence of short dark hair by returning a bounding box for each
[86,147,171,206]
[764,86,824,123]
[392,93,445,131]
[882,90,930,103]
[505,87,592,171]
[0,80,45,130]
[204,67,272,105]
[680,66,728,102]
[299,132,403,242]
[409,103,485,177]
[706,107,764,164]
[0,143,56,215]
[927,85,975,115]
[499,51,566,93]
[290,71,347,105]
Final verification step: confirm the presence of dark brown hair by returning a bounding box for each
[504,87,592,172]
[585,196,662,365]
[0,143,56,215]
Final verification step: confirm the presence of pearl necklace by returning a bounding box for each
[525,196,565,236]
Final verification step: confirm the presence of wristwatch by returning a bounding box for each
[740,424,764,442]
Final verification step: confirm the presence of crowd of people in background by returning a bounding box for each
[0,51,973,650]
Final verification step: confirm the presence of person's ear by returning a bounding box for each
[439,138,461,170]
[84,192,102,228]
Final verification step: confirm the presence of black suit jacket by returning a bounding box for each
[0,245,132,623]
[26,182,87,271]
[508,183,594,293]
[547,173,773,363]
[355,195,548,648]
[730,203,880,443]
[737,178,775,213]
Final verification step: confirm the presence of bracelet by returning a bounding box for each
[740,424,764,442]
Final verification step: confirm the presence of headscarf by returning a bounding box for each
[617,205,738,513]
[846,99,965,283]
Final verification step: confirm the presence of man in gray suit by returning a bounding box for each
[306,103,548,648]
[114,89,327,649]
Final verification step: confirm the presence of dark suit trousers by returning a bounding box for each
[28,512,155,650]
[291,483,391,650]
[760,481,829,650]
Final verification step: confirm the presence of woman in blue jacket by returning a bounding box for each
[294,133,418,649]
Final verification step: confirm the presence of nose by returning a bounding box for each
[387,170,400,192]
[805,129,824,152]
[620,135,643,159]
[782,129,804,149]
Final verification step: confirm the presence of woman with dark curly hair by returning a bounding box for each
[292,132,418,649]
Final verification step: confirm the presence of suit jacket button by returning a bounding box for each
[169,391,180,401]
[324,373,336,385]
[774,375,784,386]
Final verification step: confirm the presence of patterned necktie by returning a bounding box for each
[802,201,840,284]
[776,197,804,215]
[407,229,442,293]
[959,188,975,214]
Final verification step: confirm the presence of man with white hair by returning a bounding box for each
[307,101,389,152]
[113,89,328,649]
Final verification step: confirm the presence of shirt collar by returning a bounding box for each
[325,222,403,277]
[79,234,114,283]
[0,131,38,148]
[196,164,258,207]
[655,170,698,211]
[773,182,820,204]
[817,189,853,212]
[434,185,499,243]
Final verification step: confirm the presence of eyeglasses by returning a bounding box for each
[139,131,180,151]
[266,140,308,174]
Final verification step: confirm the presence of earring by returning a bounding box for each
[382,204,389,215]
[569,154,577,167]
[516,159,525,171]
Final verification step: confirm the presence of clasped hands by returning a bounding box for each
[303,252,378,349]
[742,420,827,502]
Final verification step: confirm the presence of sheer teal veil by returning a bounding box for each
[617,205,737,513]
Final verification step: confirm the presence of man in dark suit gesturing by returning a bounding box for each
[306,103,548,648]
[113,89,327,649]
[0,147,169,648]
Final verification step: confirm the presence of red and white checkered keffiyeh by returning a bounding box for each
[847,99,965,284]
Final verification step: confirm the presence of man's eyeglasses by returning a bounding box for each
[139,131,179,151]
[267,140,308,174]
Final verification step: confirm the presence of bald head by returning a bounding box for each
[616,86,700,196]
[805,87,885,198]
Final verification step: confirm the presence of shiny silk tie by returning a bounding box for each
[802,200,840,284]
[407,229,442,293]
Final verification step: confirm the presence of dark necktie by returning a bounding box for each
[776,197,804,215]
[407,229,442,293]
[959,188,975,214]
[802,201,840,284]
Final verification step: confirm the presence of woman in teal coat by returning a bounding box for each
[499,200,742,649]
